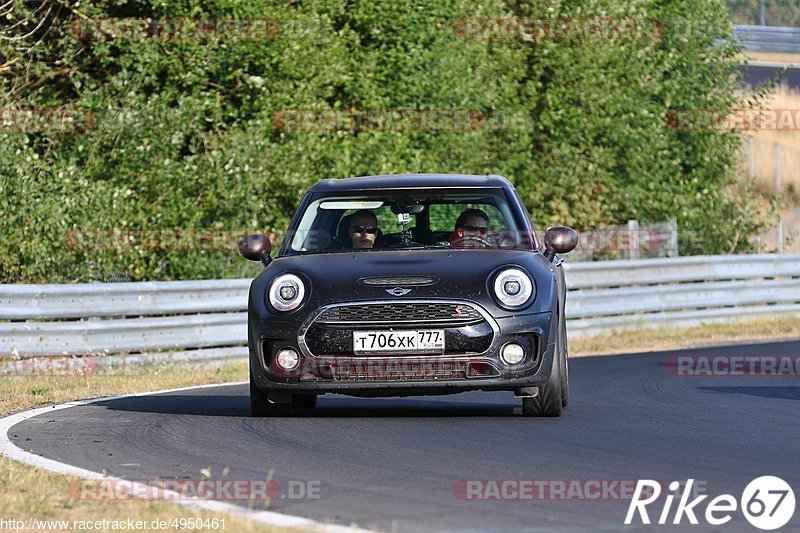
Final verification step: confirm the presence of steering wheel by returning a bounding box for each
[450,235,492,249]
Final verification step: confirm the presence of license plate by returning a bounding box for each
[353,330,445,354]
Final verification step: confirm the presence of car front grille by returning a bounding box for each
[300,300,495,358]
[314,302,483,326]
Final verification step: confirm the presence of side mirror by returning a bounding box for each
[239,233,272,266]
[544,226,578,261]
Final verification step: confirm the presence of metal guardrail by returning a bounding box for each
[0,279,250,320]
[1,254,798,358]
[733,25,800,54]
[562,254,800,289]
[563,254,800,336]
[0,313,247,356]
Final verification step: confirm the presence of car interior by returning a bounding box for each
[328,202,504,249]
[290,195,535,253]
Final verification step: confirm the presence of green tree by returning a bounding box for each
[0,0,764,282]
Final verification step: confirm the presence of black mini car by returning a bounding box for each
[240,174,577,417]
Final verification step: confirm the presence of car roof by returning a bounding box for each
[307,174,515,193]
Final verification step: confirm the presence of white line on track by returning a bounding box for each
[0,382,375,533]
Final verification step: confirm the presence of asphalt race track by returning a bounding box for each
[741,62,800,89]
[7,340,800,532]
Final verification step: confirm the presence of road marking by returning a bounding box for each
[0,382,374,533]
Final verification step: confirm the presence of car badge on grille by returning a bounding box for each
[385,287,412,296]
[452,307,464,318]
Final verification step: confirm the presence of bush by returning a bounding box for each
[0,0,763,282]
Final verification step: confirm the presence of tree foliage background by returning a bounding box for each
[0,0,761,282]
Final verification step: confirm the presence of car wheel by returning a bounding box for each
[522,351,562,417]
[250,368,291,417]
[559,322,570,408]
[292,394,317,409]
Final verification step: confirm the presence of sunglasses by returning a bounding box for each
[350,225,378,235]
[462,225,488,235]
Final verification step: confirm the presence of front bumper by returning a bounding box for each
[249,305,556,397]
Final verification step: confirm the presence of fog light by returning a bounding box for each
[276,348,300,371]
[500,342,525,365]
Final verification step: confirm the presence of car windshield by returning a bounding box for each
[283,189,535,254]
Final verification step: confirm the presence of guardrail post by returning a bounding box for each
[668,218,678,257]
[627,219,640,260]
[776,144,783,254]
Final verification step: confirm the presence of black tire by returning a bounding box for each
[522,351,562,417]
[250,369,291,417]
[559,321,570,408]
[292,394,317,409]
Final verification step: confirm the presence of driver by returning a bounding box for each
[451,208,490,248]
[348,209,380,249]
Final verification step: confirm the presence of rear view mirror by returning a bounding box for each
[391,202,425,215]
[544,226,578,261]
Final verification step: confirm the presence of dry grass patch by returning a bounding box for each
[571,315,800,356]
[738,85,800,251]
[0,455,286,533]
[0,361,246,415]
[0,361,297,532]
[744,86,800,201]
[740,51,800,65]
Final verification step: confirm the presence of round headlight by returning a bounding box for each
[493,268,534,308]
[269,273,305,312]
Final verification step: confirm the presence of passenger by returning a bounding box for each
[348,210,380,249]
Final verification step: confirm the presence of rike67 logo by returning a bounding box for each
[625,477,795,530]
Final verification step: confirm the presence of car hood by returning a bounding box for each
[250,249,557,318]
